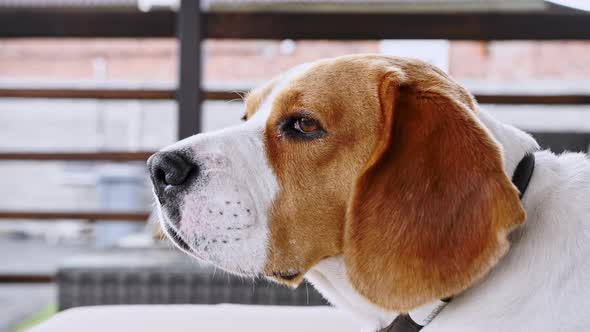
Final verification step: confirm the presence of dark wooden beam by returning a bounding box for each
[205,89,246,101]
[1,5,589,40]
[2,87,590,105]
[0,152,154,161]
[177,0,202,139]
[0,274,54,283]
[0,211,149,221]
[0,87,235,100]
[209,92,590,104]
[0,9,175,38]
[475,94,590,105]
[204,6,590,40]
[0,88,175,100]
[206,13,590,40]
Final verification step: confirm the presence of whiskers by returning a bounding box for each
[223,89,248,105]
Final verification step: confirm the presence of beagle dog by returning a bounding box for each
[148,55,590,332]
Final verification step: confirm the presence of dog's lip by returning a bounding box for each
[163,223,192,253]
[268,270,302,281]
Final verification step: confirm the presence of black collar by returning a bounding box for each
[511,152,536,200]
[379,152,536,332]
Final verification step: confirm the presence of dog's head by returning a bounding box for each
[148,55,525,312]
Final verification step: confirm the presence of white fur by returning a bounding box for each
[155,63,313,276]
[306,257,398,332]
[306,108,590,332]
[156,124,276,276]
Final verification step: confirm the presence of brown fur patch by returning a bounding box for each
[255,55,525,311]
[344,62,524,311]
[262,58,388,283]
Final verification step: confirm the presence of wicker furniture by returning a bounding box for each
[57,248,327,310]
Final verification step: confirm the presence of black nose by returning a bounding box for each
[148,151,196,198]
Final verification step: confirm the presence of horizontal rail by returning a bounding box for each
[204,8,590,40]
[0,88,175,100]
[475,94,590,105]
[0,211,149,221]
[1,5,590,40]
[0,274,54,283]
[0,10,175,38]
[2,88,590,105]
[205,90,245,101]
[0,88,243,101]
[0,152,154,161]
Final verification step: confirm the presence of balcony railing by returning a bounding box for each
[0,0,589,283]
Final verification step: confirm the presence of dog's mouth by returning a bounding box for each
[267,270,302,282]
[163,223,192,253]
[164,222,304,283]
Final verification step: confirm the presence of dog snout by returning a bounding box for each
[148,151,197,201]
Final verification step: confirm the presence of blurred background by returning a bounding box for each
[1,0,589,331]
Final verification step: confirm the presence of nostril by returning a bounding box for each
[148,151,196,190]
[154,168,167,185]
[164,158,193,186]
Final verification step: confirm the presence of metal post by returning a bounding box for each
[177,0,201,139]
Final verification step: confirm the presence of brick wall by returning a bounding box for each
[450,41,590,80]
[203,40,378,83]
[0,39,177,82]
[2,39,590,84]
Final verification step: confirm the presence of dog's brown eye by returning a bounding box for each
[279,114,326,140]
[294,118,319,133]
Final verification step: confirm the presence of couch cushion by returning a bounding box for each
[30,304,361,332]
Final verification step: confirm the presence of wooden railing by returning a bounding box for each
[2,87,590,105]
[1,4,590,40]
[0,152,154,161]
[0,211,149,221]
[1,1,589,283]
[0,88,243,102]
[0,274,55,283]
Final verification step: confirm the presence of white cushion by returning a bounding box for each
[30,304,361,332]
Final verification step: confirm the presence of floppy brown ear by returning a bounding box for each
[343,69,526,312]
